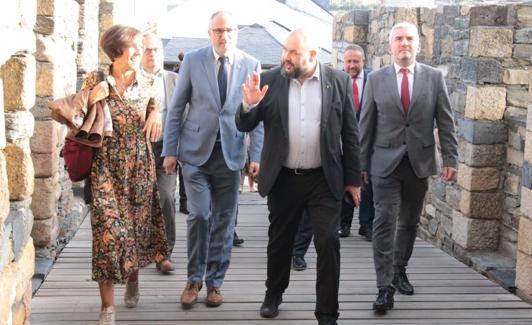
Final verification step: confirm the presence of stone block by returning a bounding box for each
[36,61,54,97]
[518,216,532,255]
[464,86,506,121]
[470,5,508,26]
[0,264,16,325]
[460,58,502,84]
[457,164,500,191]
[503,69,530,84]
[34,15,55,35]
[516,251,532,303]
[423,25,434,60]
[514,44,532,61]
[0,80,4,150]
[459,141,506,167]
[343,25,367,43]
[450,89,466,114]
[32,151,59,178]
[460,191,504,219]
[515,28,532,43]
[4,111,35,142]
[341,10,369,25]
[522,187,532,217]
[507,147,524,167]
[445,185,461,211]
[31,215,59,247]
[469,27,513,58]
[30,120,59,154]
[31,176,60,220]
[5,141,34,201]
[15,239,34,301]
[37,0,55,16]
[517,6,532,28]
[507,87,529,108]
[430,178,447,201]
[504,173,521,195]
[525,131,532,163]
[505,107,527,128]
[528,103,532,132]
[0,153,9,225]
[1,54,36,111]
[457,117,508,145]
[440,35,453,57]
[35,34,57,63]
[509,130,525,151]
[452,211,499,250]
[394,7,417,25]
[7,199,33,261]
[523,161,532,190]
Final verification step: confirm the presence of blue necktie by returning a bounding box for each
[218,56,228,107]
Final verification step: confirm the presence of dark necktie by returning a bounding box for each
[400,68,410,114]
[352,78,360,112]
[218,56,228,107]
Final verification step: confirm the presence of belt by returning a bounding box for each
[282,167,322,175]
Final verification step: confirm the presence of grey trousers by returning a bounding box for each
[152,141,177,258]
[371,155,428,289]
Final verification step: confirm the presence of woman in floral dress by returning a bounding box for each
[82,25,168,325]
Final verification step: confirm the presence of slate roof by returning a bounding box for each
[163,24,331,68]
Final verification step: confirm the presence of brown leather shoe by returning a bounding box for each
[180,282,202,309]
[206,287,223,307]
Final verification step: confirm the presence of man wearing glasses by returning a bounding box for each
[162,11,263,309]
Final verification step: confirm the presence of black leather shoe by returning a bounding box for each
[372,286,395,311]
[260,295,282,318]
[358,225,372,241]
[233,232,244,246]
[317,315,338,325]
[338,225,350,238]
[392,272,414,295]
[292,256,307,271]
[179,206,189,214]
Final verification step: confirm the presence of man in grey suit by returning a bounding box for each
[237,28,361,325]
[359,22,458,312]
[141,33,178,274]
[162,11,263,309]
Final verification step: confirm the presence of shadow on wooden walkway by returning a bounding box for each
[31,192,532,324]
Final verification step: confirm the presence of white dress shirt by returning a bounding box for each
[284,63,322,169]
[394,61,415,100]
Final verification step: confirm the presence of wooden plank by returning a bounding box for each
[30,192,532,324]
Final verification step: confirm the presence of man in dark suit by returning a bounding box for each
[359,22,458,312]
[339,44,374,241]
[236,28,361,325]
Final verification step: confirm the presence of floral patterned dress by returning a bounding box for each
[81,67,168,284]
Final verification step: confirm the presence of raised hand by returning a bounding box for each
[241,72,269,106]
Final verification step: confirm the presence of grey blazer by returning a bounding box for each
[359,63,458,178]
[236,64,361,200]
[160,70,178,133]
[162,46,264,171]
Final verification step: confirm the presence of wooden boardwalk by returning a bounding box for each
[31,192,532,324]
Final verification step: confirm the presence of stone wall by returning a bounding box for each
[333,2,532,302]
[0,1,37,323]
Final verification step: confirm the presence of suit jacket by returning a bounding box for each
[359,63,458,178]
[162,46,264,171]
[352,68,370,121]
[236,64,361,200]
[160,70,178,133]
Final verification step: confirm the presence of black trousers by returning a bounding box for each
[292,209,313,257]
[340,179,375,230]
[266,168,341,319]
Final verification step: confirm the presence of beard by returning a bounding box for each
[280,59,302,79]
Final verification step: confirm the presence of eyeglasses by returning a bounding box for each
[211,28,237,36]
[143,47,161,54]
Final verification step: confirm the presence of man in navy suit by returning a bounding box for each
[162,11,263,309]
[339,45,374,241]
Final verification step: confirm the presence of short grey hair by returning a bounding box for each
[209,11,235,28]
[344,44,365,60]
[388,22,419,45]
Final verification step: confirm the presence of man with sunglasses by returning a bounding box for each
[162,11,263,309]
